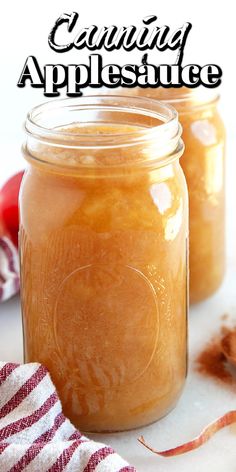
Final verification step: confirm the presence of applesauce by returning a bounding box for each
[117,88,225,303]
[20,96,188,432]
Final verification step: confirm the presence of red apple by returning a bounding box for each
[0,171,24,246]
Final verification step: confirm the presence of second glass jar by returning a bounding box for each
[118,88,226,303]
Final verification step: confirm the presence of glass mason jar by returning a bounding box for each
[20,96,188,432]
[117,88,226,303]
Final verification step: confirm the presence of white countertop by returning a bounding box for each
[1,266,236,472]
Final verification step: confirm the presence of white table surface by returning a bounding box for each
[1,269,236,472]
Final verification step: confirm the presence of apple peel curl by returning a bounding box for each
[138,410,236,456]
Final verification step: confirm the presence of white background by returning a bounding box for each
[1,2,236,471]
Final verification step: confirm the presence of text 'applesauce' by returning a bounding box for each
[20,96,188,432]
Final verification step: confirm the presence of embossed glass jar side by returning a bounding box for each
[20,96,188,432]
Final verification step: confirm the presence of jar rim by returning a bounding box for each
[98,87,220,113]
[25,95,181,149]
[24,95,184,172]
[161,88,220,110]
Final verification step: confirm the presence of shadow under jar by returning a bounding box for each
[116,88,226,303]
[20,96,188,432]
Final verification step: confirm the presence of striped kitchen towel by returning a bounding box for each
[0,237,20,302]
[0,362,136,472]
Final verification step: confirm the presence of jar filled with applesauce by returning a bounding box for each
[117,88,226,303]
[20,96,188,432]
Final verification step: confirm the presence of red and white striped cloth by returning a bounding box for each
[0,237,20,302]
[0,239,136,469]
[0,361,136,471]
